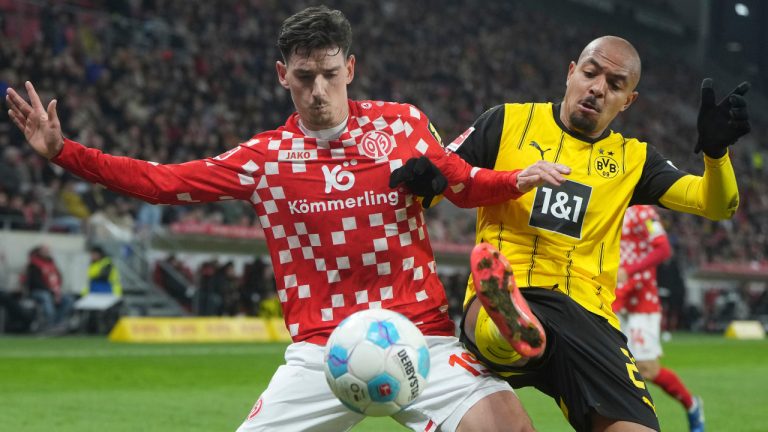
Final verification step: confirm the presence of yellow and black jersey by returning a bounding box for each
[453,102,738,329]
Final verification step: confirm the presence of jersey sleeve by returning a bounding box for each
[405,105,522,208]
[448,104,505,169]
[628,145,686,206]
[657,151,739,220]
[52,138,262,204]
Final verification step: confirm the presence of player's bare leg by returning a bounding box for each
[456,390,536,432]
[470,243,546,359]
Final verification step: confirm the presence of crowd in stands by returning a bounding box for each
[0,242,128,334]
[0,0,767,329]
[153,254,280,318]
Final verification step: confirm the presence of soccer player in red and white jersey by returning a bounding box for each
[614,205,704,432]
[6,6,571,432]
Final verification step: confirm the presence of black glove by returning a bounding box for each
[695,78,750,158]
[389,156,448,209]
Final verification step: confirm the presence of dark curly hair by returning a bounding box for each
[277,6,352,62]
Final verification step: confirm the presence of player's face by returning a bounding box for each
[277,47,355,130]
[561,46,638,138]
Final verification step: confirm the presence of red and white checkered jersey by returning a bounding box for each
[53,99,523,343]
[613,205,672,314]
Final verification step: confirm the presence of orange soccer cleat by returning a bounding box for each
[470,243,546,358]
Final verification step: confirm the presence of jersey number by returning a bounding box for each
[621,348,646,389]
[621,348,657,412]
[448,352,489,376]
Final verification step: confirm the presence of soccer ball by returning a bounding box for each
[323,308,430,416]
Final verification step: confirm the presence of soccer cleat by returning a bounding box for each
[687,396,705,432]
[470,243,546,358]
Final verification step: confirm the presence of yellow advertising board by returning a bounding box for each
[108,317,292,343]
[724,320,766,340]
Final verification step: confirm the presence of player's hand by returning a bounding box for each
[695,78,750,158]
[389,156,448,209]
[6,81,64,160]
[516,160,571,193]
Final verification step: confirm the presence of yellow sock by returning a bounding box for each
[474,306,522,365]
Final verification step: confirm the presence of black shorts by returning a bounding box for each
[461,288,659,432]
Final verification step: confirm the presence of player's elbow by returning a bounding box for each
[704,196,739,221]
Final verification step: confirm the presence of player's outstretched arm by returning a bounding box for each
[390,155,572,209]
[6,81,64,160]
[7,81,258,205]
[660,79,748,220]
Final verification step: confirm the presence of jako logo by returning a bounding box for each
[322,162,356,193]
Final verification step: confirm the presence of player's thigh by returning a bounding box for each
[625,313,662,361]
[236,345,364,432]
[394,336,519,432]
[512,290,659,430]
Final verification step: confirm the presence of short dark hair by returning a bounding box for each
[277,6,352,62]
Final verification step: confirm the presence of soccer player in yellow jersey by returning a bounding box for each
[448,36,749,431]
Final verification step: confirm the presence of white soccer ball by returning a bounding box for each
[323,308,430,416]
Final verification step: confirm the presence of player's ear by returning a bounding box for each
[345,55,355,85]
[276,61,290,89]
[566,61,577,84]
[621,91,639,112]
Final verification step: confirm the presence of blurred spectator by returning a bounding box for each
[135,202,164,236]
[58,177,91,222]
[195,259,221,316]
[87,200,135,243]
[258,292,283,319]
[0,250,37,333]
[657,253,688,331]
[79,245,123,333]
[47,177,85,233]
[216,261,240,316]
[0,146,26,195]
[153,254,194,311]
[256,272,282,319]
[0,290,37,333]
[0,189,25,229]
[20,192,46,230]
[240,256,268,316]
[85,245,123,296]
[25,244,74,331]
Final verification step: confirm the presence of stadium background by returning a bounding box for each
[0,0,767,431]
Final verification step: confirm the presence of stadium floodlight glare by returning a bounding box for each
[734,3,750,17]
